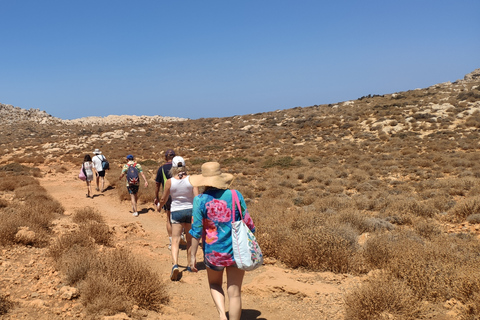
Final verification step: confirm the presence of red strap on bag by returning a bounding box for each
[231,190,243,223]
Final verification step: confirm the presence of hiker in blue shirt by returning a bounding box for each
[119,155,148,217]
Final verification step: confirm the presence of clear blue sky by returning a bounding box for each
[1,1,479,120]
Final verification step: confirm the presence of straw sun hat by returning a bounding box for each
[189,162,234,189]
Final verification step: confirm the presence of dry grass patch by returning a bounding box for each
[345,272,423,320]
[0,294,14,316]
[50,240,168,317]
[0,170,62,247]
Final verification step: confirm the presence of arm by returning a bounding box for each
[141,171,148,187]
[190,237,200,272]
[155,182,161,200]
[158,179,171,208]
[190,195,203,272]
[119,165,126,180]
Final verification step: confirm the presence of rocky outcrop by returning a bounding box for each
[464,68,480,81]
[0,104,62,125]
[0,102,186,126]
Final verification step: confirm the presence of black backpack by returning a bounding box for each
[126,163,139,185]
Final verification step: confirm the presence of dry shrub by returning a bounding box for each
[363,230,424,270]
[467,214,480,224]
[0,199,8,208]
[336,211,394,234]
[80,221,113,247]
[414,220,442,240]
[0,200,58,247]
[450,196,480,222]
[49,230,167,316]
[17,198,63,230]
[0,212,21,246]
[57,245,98,285]
[344,272,423,320]
[80,248,168,315]
[0,175,40,192]
[73,207,104,224]
[366,230,480,305]
[0,162,41,177]
[0,294,14,316]
[49,231,96,261]
[80,274,134,316]
[251,199,362,273]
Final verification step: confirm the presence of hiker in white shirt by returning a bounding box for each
[92,149,107,192]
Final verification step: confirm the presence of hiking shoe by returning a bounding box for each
[96,187,100,191]
[133,212,139,217]
[170,265,179,281]
[185,266,192,273]
[167,244,171,250]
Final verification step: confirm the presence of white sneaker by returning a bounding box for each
[133,212,139,217]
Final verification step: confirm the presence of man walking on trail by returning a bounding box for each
[119,155,148,217]
[155,149,175,249]
[92,148,107,192]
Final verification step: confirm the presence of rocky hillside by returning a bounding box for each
[2,68,479,127]
[0,104,62,125]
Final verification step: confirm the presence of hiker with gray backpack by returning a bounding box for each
[119,154,148,217]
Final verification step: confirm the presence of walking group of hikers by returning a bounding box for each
[80,148,260,320]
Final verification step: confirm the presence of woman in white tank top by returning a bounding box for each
[159,156,199,281]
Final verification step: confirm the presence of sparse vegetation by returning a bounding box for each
[1,69,480,318]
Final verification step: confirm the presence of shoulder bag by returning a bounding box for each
[79,164,86,181]
[231,190,263,271]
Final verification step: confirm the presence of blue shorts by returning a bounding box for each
[127,185,139,194]
[170,209,192,224]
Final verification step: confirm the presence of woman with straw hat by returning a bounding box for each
[189,162,256,320]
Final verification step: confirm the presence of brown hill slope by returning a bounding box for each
[1,68,480,319]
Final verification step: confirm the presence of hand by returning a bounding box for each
[190,259,198,272]
[144,181,148,188]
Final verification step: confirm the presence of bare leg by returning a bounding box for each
[171,223,183,266]
[207,268,227,320]
[183,223,192,268]
[226,266,245,320]
[166,210,172,238]
[130,193,137,212]
[95,175,100,190]
[100,176,105,191]
[86,181,92,197]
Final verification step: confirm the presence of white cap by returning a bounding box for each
[172,156,185,168]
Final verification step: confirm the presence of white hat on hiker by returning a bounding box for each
[93,149,102,154]
[172,156,185,168]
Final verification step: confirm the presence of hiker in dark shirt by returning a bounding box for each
[155,149,176,249]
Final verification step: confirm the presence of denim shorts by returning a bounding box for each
[170,209,192,224]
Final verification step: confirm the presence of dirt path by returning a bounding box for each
[39,168,353,320]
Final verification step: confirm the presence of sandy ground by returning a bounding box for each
[35,167,358,320]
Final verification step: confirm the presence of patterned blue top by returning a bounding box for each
[189,189,255,267]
